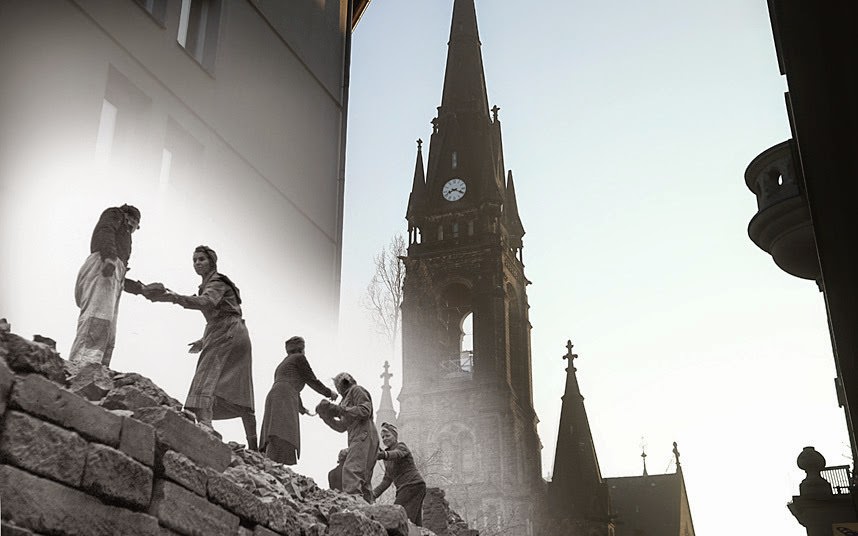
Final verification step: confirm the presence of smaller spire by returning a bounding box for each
[376,360,398,428]
[503,170,525,245]
[491,104,500,122]
[641,446,649,476]
[405,139,427,221]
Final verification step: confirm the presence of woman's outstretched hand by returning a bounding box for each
[187,339,203,354]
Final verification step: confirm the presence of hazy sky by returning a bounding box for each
[339,1,846,534]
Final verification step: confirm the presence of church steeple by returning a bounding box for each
[376,360,398,428]
[549,341,612,524]
[440,0,490,117]
[504,170,525,252]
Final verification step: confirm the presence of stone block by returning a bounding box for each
[0,333,64,384]
[68,362,114,401]
[421,488,449,536]
[237,527,254,536]
[135,407,231,472]
[0,464,161,536]
[1,521,37,535]
[207,471,267,524]
[82,442,153,509]
[10,373,122,446]
[327,511,387,536]
[160,449,209,496]
[356,504,410,536]
[102,384,161,411]
[0,410,88,486]
[253,526,279,536]
[113,372,183,410]
[121,415,156,466]
[263,500,303,535]
[0,358,14,417]
[149,479,239,536]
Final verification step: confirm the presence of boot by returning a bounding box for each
[242,412,258,451]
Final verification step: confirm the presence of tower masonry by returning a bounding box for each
[397,0,541,532]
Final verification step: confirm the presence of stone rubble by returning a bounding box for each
[0,329,480,535]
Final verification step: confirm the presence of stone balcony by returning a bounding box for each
[745,139,820,281]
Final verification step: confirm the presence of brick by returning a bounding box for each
[0,358,14,417]
[149,479,239,536]
[82,443,154,509]
[160,449,209,496]
[207,471,267,524]
[0,333,64,384]
[10,373,122,446]
[68,361,114,401]
[356,504,410,536]
[237,527,253,536]
[0,464,161,536]
[121,415,156,466]
[327,511,387,536]
[102,384,161,411]
[135,406,231,472]
[0,410,88,486]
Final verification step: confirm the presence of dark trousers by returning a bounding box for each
[396,482,427,526]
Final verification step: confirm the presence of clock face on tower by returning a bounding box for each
[442,178,467,201]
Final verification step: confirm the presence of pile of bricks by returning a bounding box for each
[0,330,477,536]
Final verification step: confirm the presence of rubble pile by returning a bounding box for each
[0,329,474,536]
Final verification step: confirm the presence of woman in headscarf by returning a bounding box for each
[373,422,426,526]
[157,246,257,449]
[317,372,379,503]
[259,336,337,465]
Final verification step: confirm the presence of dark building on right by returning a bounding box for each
[745,2,858,534]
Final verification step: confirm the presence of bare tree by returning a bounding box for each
[361,235,407,356]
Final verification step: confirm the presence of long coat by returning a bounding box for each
[176,273,254,417]
[259,352,333,457]
[321,384,379,503]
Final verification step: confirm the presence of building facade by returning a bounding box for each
[0,0,367,391]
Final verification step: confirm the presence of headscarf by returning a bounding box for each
[380,422,398,438]
[194,245,242,304]
[285,336,305,353]
[333,372,356,393]
[119,204,141,222]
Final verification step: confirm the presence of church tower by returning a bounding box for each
[397,0,542,532]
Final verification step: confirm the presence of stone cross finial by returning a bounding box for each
[641,446,648,476]
[673,441,681,469]
[417,139,423,151]
[381,360,393,386]
[491,105,500,122]
[563,340,578,371]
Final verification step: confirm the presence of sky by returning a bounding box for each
[0,2,847,535]
[339,1,848,534]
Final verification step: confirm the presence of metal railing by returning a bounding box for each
[822,465,852,495]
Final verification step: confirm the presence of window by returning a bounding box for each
[178,0,222,71]
[134,0,167,25]
[94,66,152,170]
[467,220,474,236]
[452,222,459,238]
[438,225,444,240]
[159,117,204,190]
[451,151,458,169]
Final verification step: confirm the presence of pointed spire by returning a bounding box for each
[440,0,490,116]
[406,139,426,220]
[504,170,525,242]
[641,446,649,476]
[376,360,398,428]
[549,340,611,522]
